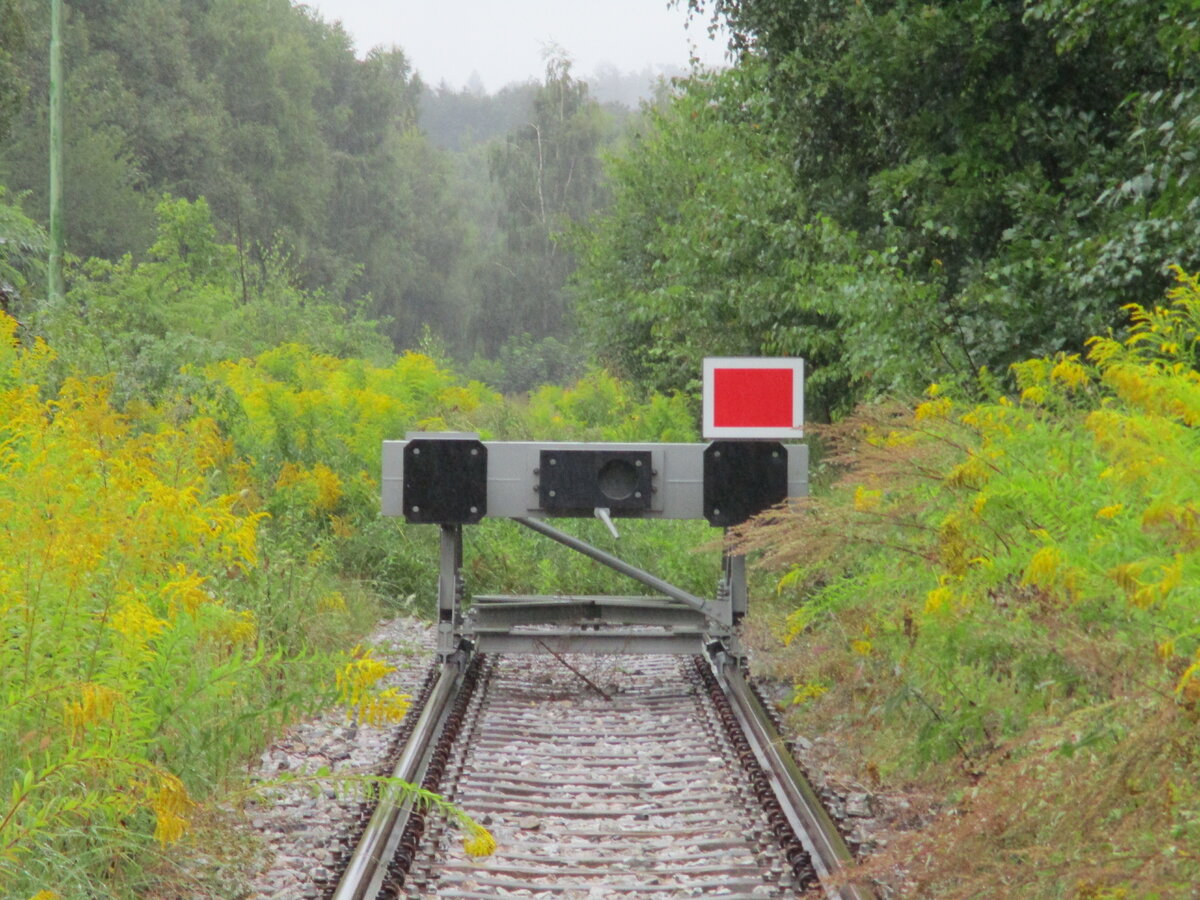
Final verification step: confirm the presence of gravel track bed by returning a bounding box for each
[238,617,436,899]
[233,624,894,899]
[398,653,802,899]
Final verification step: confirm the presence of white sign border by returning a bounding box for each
[702,357,805,440]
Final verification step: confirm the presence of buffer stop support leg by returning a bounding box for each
[437,524,464,659]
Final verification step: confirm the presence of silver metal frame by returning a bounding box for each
[383,436,807,659]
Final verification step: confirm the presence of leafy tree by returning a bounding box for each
[420,81,541,151]
[0,1,159,257]
[0,185,44,315]
[0,0,470,354]
[646,0,1200,400]
[0,0,28,142]
[573,63,944,418]
[464,332,587,394]
[35,196,389,402]
[476,53,611,354]
[315,48,470,349]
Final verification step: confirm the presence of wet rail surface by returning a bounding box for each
[322,651,869,900]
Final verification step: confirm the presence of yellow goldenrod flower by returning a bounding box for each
[790,682,829,704]
[914,397,952,421]
[63,683,122,738]
[1156,557,1184,599]
[1011,358,1049,387]
[150,773,194,847]
[882,429,917,447]
[275,461,305,489]
[215,609,257,645]
[924,586,952,615]
[462,824,497,857]
[1095,504,1123,520]
[1022,546,1063,587]
[850,639,873,656]
[310,463,343,512]
[110,599,169,644]
[946,456,990,489]
[1107,561,1146,593]
[853,485,882,512]
[318,592,348,613]
[1049,355,1090,390]
[1020,385,1047,405]
[1175,653,1200,700]
[162,565,211,617]
[336,649,411,725]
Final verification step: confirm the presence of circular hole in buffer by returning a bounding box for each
[597,459,639,502]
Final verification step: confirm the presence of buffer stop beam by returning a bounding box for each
[381,433,807,658]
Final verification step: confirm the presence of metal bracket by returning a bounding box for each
[513,516,719,620]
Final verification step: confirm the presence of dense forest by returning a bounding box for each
[3,0,1200,897]
[0,0,620,385]
[578,0,1200,418]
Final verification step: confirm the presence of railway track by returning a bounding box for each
[321,646,872,900]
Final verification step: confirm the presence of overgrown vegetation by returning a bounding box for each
[744,270,1200,896]
[0,184,709,897]
[5,0,1200,896]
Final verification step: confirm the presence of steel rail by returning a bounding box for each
[330,651,469,900]
[711,650,876,900]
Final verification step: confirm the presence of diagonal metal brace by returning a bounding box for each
[513,516,721,621]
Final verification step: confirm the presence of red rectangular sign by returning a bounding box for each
[712,368,794,428]
[703,357,804,439]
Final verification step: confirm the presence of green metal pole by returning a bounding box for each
[48,0,64,301]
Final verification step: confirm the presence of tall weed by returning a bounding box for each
[204,349,708,606]
[0,314,290,897]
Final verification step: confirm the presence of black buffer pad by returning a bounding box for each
[538,449,653,514]
[403,438,487,524]
[703,440,787,527]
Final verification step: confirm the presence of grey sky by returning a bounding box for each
[302,0,729,93]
